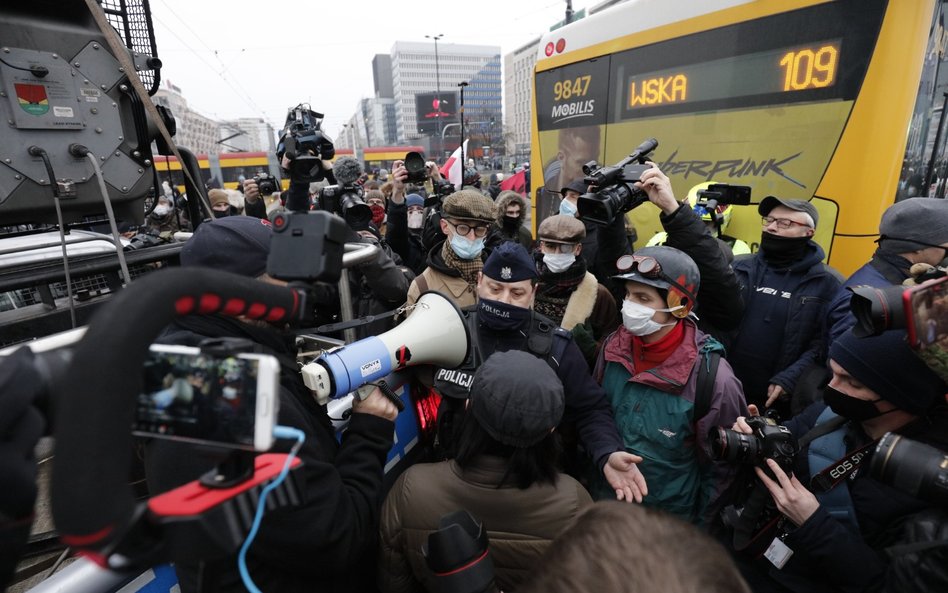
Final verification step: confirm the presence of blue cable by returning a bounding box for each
[238,425,305,593]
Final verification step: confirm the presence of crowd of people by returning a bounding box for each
[5,147,948,593]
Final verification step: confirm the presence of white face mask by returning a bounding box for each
[621,298,680,336]
[543,252,576,273]
[153,204,171,217]
[407,210,424,229]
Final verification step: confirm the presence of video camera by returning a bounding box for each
[577,137,657,225]
[693,183,752,228]
[871,432,948,508]
[849,272,948,383]
[253,172,281,196]
[276,104,336,183]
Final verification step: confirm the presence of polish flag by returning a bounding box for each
[439,140,468,190]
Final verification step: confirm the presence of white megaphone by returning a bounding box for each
[301,291,470,404]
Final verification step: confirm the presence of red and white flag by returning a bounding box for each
[440,140,468,190]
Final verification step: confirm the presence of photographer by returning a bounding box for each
[727,329,948,593]
[143,217,399,592]
[387,160,428,275]
[242,175,282,220]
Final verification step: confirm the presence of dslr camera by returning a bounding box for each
[404,151,430,184]
[253,173,280,196]
[709,413,797,475]
[577,137,657,225]
[319,183,372,230]
[276,104,336,182]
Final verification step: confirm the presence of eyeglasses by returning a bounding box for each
[446,219,490,238]
[761,216,811,229]
[539,240,577,254]
[616,255,662,277]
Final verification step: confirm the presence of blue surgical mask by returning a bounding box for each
[450,233,485,260]
[559,198,578,217]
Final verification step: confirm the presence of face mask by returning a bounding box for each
[450,233,485,260]
[478,297,531,331]
[559,198,578,217]
[153,205,171,217]
[543,253,576,274]
[370,204,386,227]
[407,210,424,229]
[502,215,520,232]
[823,386,886,422]
[621,299,679,336]
[759,233,809,267]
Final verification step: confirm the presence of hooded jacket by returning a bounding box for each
[595,319,745,525]
[490,192,533,250]
[731,241,841,403]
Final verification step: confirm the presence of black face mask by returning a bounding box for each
[759,232,809,268]
[478,297,531,331]
[823,385,885,422]
[213,206,239,219]
[502,215,521,232]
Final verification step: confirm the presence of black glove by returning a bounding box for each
[570,321,598,362]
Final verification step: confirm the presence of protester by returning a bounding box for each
[386,192,427,276]
[378,351,592,593]
[405,189,496,308]
[491,190,533,250]
[143,216,398,592]
[594,245,745,524]
[533,214,618,366]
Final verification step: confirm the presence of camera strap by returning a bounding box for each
[809,439,878,493]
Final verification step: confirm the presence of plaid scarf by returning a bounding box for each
[442,240,483,290]
[534,257,587,324]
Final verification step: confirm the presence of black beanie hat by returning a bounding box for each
[829,329,947,415]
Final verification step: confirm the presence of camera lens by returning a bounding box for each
[871,433,948,506]
[708,426,760,464]
[849,285,908,337]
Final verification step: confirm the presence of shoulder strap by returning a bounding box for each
[526,314,554,358]
[694,336,727,421]
[694,350,721,422]
[414,271,430,295]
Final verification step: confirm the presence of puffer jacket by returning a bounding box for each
[378,456,592,593]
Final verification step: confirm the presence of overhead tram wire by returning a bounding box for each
[151,14,271,123]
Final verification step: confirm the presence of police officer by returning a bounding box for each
[423,241,647,502]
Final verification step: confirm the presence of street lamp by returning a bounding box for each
[425,33,444,159]
[458,81,469,166]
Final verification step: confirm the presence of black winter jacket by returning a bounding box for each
[732,242,841,396]
[386,201,427,276]
[660,203,745,336]
[144,315,394,593]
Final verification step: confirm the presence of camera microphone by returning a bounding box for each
[628,137,658,162]
[332,156,364,186]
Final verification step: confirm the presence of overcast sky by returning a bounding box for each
[150,0,583,141]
